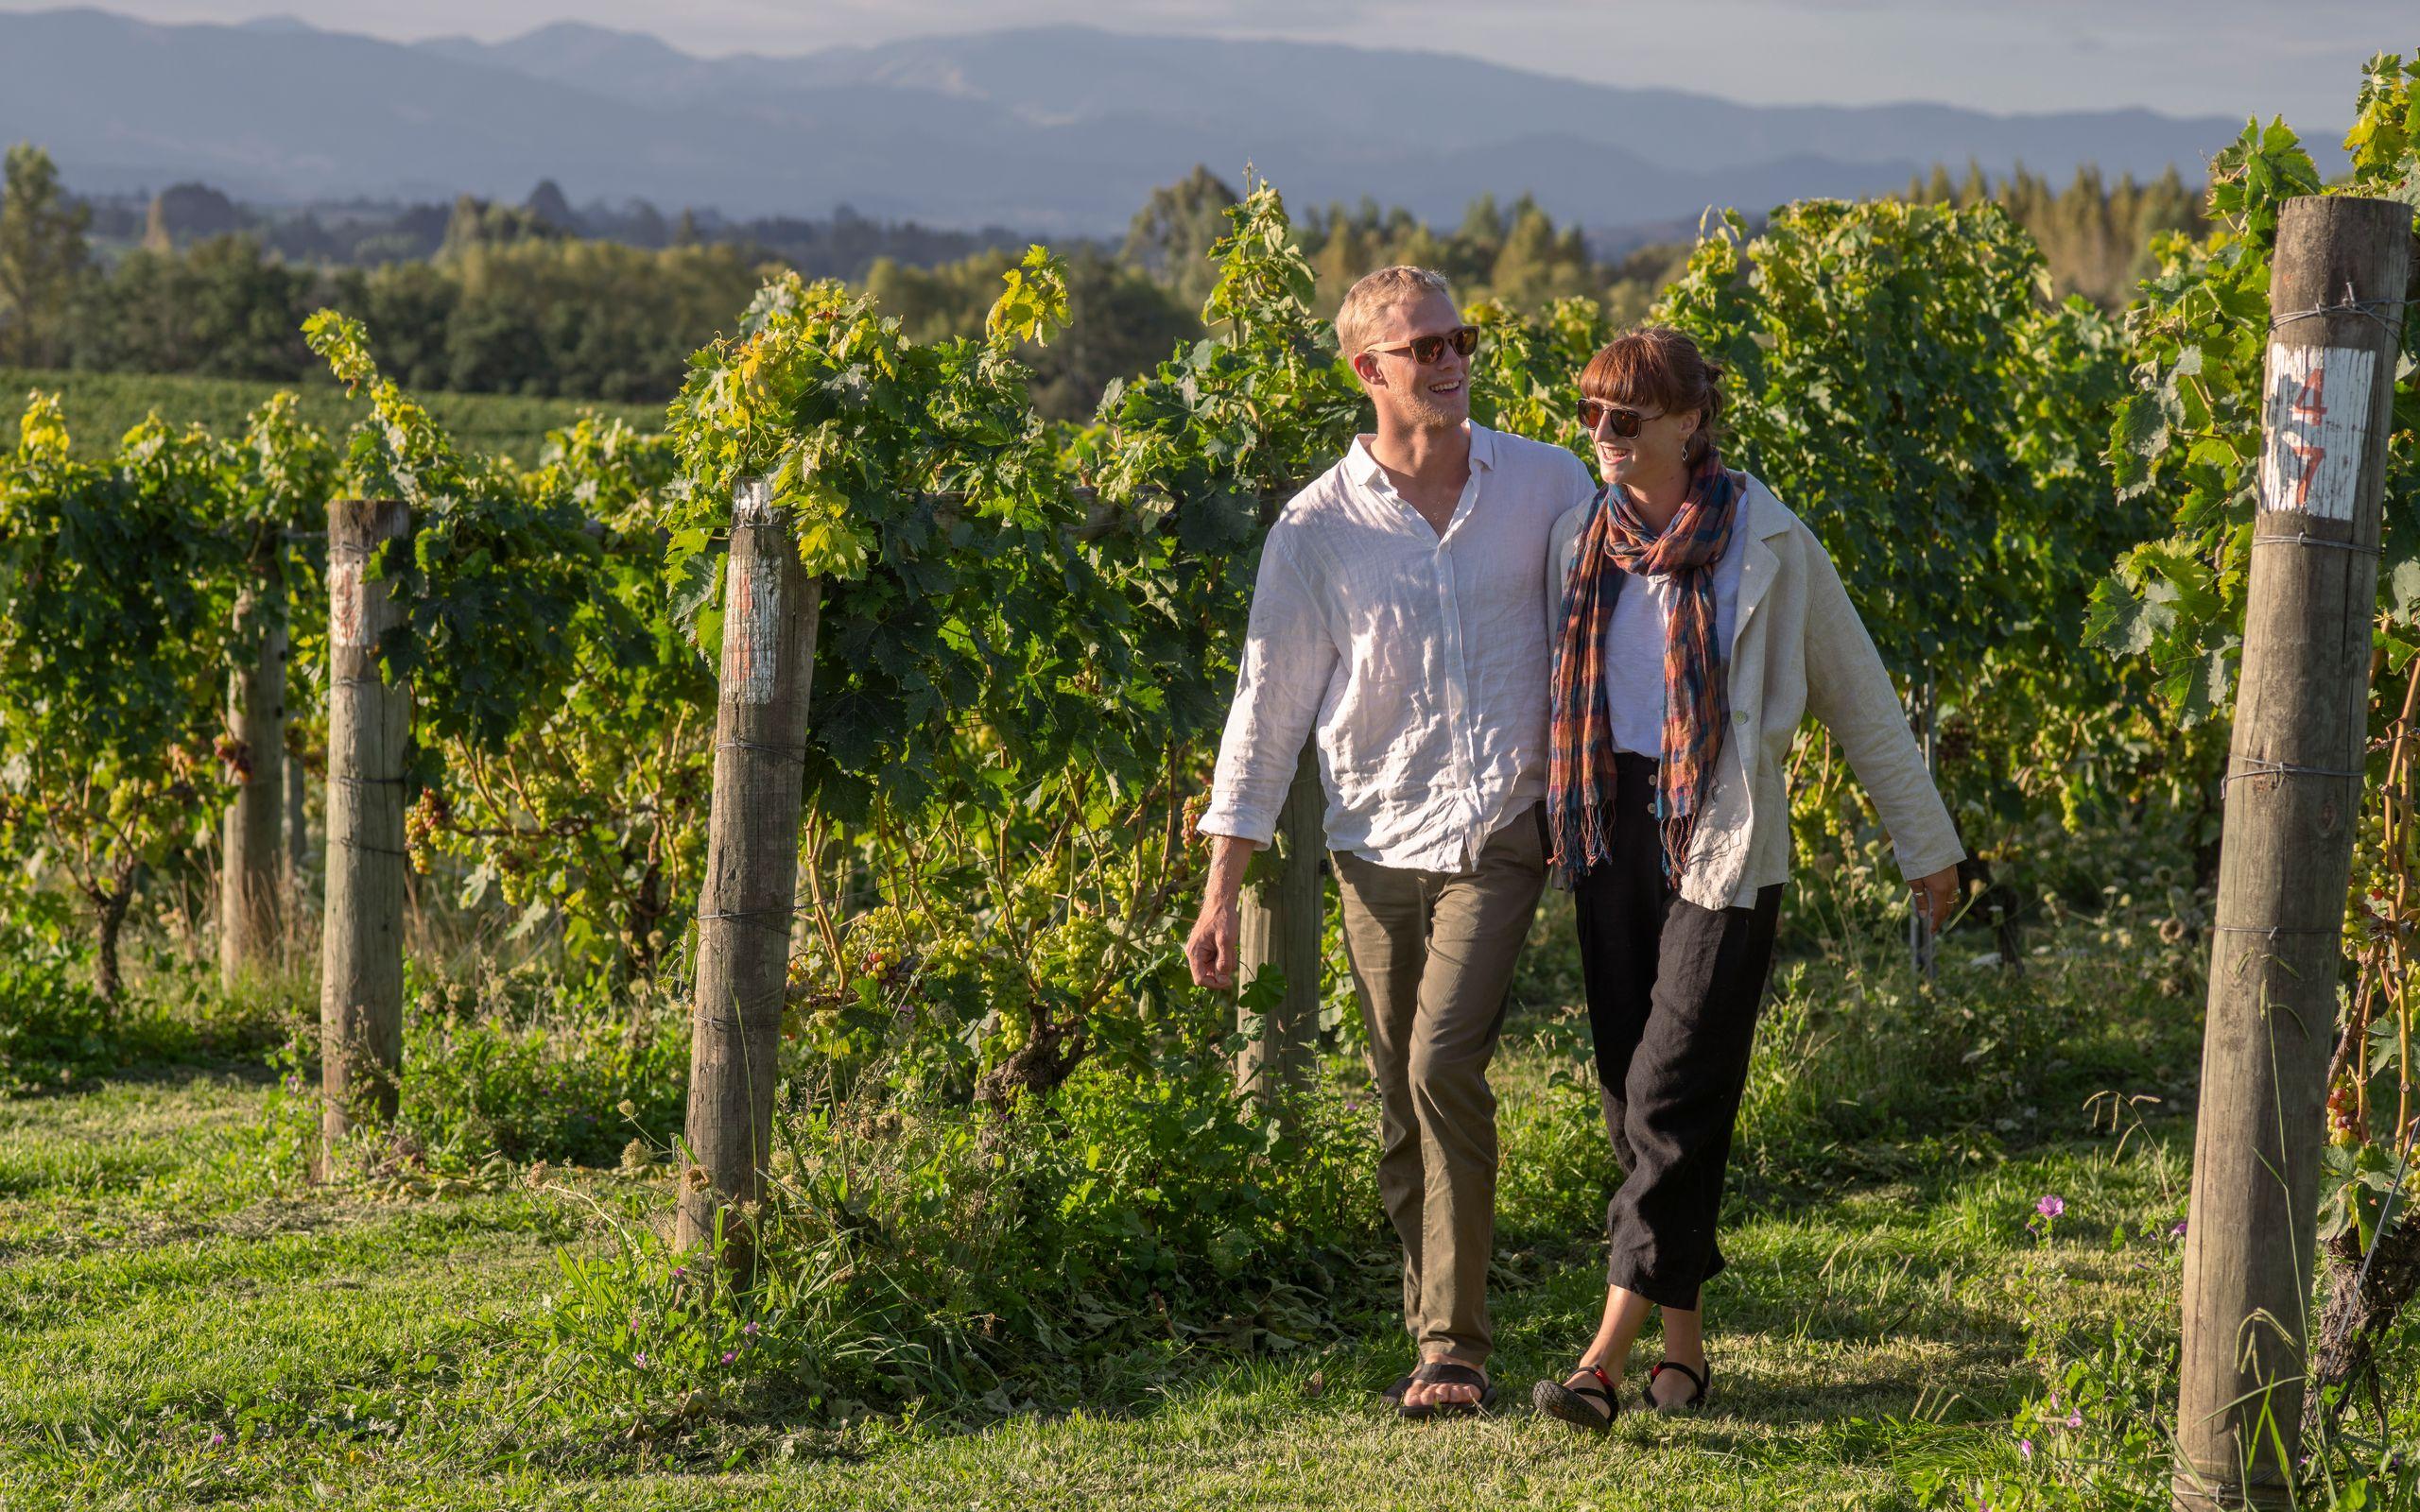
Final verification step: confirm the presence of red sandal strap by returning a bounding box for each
[1649,1359,1707,1403]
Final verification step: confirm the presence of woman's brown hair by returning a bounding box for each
[1578,326,1725,464]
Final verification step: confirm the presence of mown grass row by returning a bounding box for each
[10,880,2405,1511]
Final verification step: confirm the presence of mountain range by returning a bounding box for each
[0,8,2325,237]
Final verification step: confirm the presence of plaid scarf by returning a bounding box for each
[1547,447,1742,887]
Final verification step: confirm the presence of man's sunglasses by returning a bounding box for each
[1364,325,1480,366]
[1577,399,1655,438]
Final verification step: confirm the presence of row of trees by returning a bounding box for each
[1902,160,2209,306]
[4,147,1661,412]
[4,144,2215,419]
[3,171,769,402]
[96,177,1025,277]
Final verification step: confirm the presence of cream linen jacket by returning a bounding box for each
[1547,473,1964,911]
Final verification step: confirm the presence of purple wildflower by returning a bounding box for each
[672,1266,686,1280]
[2065,1410,2083,1431]
[742,1321,759,1336]
[2019,1438,2032,1461]
[633,1351,648,1368]
[208,1432,225,1447]
[2169,1220,2187,1241]
[721,1350,736,1365]
[2036,1194,2065,1220]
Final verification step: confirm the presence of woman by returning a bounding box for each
[1528,327,1963,1429]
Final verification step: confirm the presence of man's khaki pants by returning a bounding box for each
[1331,803,1547,1369]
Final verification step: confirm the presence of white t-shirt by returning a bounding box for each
[1601,514,1748,758]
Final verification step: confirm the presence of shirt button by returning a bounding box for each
[1735,712,1750,726]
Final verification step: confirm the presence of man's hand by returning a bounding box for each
[1187,833,1258,988]
[1186,900,1240,989]
[1911,863,1962,931]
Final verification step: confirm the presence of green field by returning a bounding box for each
[9,903,2393,1512]
[0,367,663,463]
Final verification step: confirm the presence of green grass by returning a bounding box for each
[6,907,2349,1512]
[0,367,662,464]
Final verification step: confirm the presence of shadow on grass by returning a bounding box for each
[2,1019,293,1105]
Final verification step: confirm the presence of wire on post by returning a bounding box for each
[2266,286,2413,336]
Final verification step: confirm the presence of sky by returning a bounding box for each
[0,0,2401,129]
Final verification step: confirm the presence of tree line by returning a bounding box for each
[87,176,1026,279]
[1902,160,2208,306]
[0,144,2206,421]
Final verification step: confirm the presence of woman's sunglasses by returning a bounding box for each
[1577,398,1654,438]
[1364,325,1480,366]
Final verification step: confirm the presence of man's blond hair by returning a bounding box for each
[1335,266,1453,364]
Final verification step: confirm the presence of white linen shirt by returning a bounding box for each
[1200,422,1599,872]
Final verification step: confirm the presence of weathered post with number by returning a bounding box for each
[2173,196,2412,1512]
[676,478,821,1272]
[219,530,286,986]
[1234,740,1324,1124]
[319,499,411,1177]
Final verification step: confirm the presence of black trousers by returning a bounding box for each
[1573,751,1782,1311]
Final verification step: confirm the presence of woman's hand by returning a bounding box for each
[1911,864,1962,930]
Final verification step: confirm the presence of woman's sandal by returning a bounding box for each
[1531,1363,1620,1433]
[1397,1360,1496,1420]
[1646,1358,1709,1412]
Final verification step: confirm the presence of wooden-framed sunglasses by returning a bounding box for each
[1363,325,1480,366]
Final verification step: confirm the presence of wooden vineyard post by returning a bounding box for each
[218,531,286,986]
[1234,739,1324,1125]
[2173,196,2411,1512]
[319,499,411,1177]
[676,478,821,1271]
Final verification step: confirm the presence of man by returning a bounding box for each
[1187,266,1598,1417]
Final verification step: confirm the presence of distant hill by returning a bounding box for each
[0,9,2311,237]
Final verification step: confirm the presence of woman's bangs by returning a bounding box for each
[1578,342,1685,413]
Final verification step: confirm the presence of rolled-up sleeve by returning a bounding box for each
[1800,540,1965,883]
[1198,529,1337,847]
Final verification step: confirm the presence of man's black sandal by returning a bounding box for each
[1647,1359,1709,1411]
[1531,1363,1620,1433]
[1397,1360,1495,1419]
[1379,1373,1414,1403]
